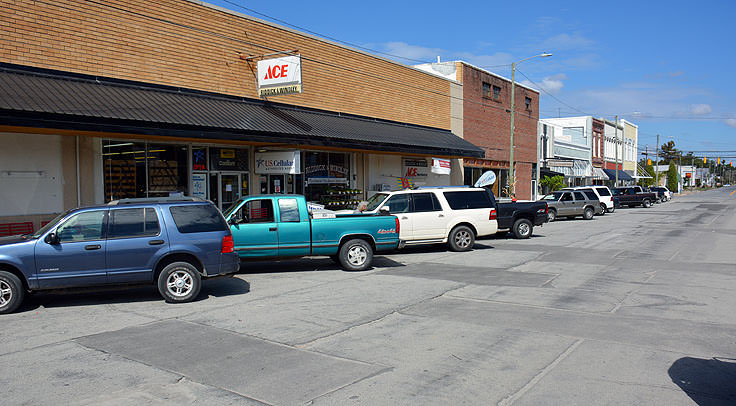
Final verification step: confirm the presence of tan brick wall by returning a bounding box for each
[0,0,451,129]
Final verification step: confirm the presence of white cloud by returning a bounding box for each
[689,104,712,115]
[726,119,736,128]
[521,73,566,95]
[540,33,594,51]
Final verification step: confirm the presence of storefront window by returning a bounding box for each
[103,141,148,200]
[209,147,248,171]
[147,144,188,197]
[303,151,352,208]
[463,167,508,197]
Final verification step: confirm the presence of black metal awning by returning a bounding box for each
[0,64,484,158]
[602,168,634,181]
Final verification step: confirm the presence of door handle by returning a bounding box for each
[269,227,278,231]
[401,216,408,220]
[438,214,445,218]
[85,244,101,250]
[148,240,165,245]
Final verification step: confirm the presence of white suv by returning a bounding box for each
[563,186,615,213]
[360,187,498,251]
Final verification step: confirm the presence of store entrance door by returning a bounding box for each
[269,174,286,194]
[210,172,247,211]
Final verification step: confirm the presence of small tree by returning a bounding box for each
[540,175,566,194]
[667,162,678,192]
[639,163,655,187]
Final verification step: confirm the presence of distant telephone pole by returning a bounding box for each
[655,134,660,186]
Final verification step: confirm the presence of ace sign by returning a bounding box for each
[257,55,303,97]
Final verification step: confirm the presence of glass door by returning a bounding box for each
[220,173,241,211]
[269,174,286,194]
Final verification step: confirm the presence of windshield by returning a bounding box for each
[542,192,563,201]
[30,210,71,239]
[222,198,244,219]
[364,193,389,212]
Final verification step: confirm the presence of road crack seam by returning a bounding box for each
[295,283,466,348]
[498,338,584,406]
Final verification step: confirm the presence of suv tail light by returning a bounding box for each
[222,235,234,254]
[489,209,497,220]
[395,217,400,234]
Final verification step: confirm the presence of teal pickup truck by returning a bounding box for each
[222,195,402,271]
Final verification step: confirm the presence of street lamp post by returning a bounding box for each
[509,52,552,197]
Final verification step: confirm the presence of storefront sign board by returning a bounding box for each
[192,173,207,199]
[402,158,428,179]
[431,158,451,175]
[255,151,301,174]
[257,55,303,97]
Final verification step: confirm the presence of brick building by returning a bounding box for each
[0,0,482,226]
[414,62,540,199]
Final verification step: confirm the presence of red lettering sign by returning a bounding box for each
[406,168,418,177]
[264,64,290,80]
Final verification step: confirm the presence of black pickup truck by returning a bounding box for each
[611,187,658,208]
[486,190,548,239]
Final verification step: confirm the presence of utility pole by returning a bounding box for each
[655,134,660,186]
[614,115,619,187]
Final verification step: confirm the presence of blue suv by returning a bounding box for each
[0,198,240,314]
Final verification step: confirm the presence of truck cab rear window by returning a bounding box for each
[169,204,228,233]
[443,191,492,210]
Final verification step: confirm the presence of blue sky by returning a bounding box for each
[207,0,736,160]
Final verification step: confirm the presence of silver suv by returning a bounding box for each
[541,190,603,221]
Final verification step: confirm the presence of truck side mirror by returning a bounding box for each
[379,206,390,215]
[45,232,60,245]
[228,212,241,225]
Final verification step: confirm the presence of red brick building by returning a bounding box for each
[416,62,540,199]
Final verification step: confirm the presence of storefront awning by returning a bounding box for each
[602,168,634,181]
[593,167,609,180]
[0,64,484,158]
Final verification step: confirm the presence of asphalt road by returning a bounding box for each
[2,187,736,405]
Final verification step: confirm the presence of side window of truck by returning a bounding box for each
[278,198,300,222]
[244,199,275,223]
[561,192,573,201]
[583,191,598,200]
[574,192,586,201]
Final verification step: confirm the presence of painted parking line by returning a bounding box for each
[730,189,735,196]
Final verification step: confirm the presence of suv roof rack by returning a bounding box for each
[411,185,470,189]
[107,196,206,205]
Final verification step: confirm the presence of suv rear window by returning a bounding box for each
[443,191,492,210]
[169,204,228,233]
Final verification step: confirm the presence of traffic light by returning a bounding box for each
[647,159,652,165]
[717,157,720,165]
[703,156,707,164]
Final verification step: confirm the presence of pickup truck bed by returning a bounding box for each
[488,191,548,239]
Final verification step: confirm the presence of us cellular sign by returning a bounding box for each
[257,55,302,97]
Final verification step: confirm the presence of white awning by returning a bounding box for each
[593,167,609,180]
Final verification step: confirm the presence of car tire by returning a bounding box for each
[643,199,651,208]
[547,209,557,222]
[157,261,202,303]
[599,203,607,215]
[338,239,373,271]
[583,207,595,220]
[448,225,475,252]
[512,219,533,239]
[0,271,24,314]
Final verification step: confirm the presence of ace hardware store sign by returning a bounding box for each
[257,55,303,97]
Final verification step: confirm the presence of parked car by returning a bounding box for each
[650,187,672,201]
[562,186,615,214]
[223,194,401,271]
[359,187,497,251]
[612,187,658,208]
[541,190,603,221]
[0,198,240,314]
[488,192,548,239]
